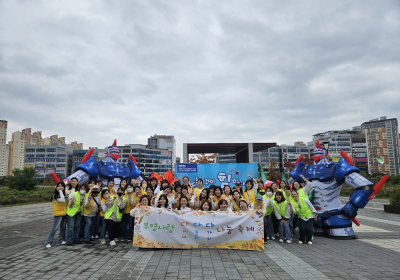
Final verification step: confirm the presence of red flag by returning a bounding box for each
[150,172,162,182]
[163,170,174,185]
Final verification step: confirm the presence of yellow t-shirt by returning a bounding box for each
[243,190,255,206]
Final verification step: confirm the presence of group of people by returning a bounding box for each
[45,174,317,248]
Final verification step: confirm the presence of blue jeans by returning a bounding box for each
[100,216,107,240]
[84,216,96,241]
[264,214,274,238]
[67,213,82,244]
[279,220,292,241]
[45,215,67,245]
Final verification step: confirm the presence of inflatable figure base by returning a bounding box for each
[315,214,358,240]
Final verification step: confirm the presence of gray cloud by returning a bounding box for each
[0,0,399,159]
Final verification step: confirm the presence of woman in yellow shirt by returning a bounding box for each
[211,186,225,210]
[230,190,242,212]
[45,182,67,248]
[243,179,256,207]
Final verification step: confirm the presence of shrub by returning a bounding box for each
[0,186,54,206]
[7,167,38,191]
[389,188,400,206]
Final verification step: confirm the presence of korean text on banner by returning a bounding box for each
[133,208,264,251]
[175,163,258,188]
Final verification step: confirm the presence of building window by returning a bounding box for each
[36,148,45,152]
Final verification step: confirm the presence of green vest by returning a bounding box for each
[66,191,81,217]
[262,194,274,216]
[273,200,287,218]
[298,188,307,199]
[292,198,313,219]
[104,196,127,220]
[283,192,296,205]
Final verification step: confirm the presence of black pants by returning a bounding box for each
[272,214,279,234]
[105,220,121,241]
[299,218,314,242]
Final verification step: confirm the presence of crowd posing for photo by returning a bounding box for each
[45,174,317,248]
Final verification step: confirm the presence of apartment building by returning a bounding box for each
[361,117,400,175]
[0,120,8,177]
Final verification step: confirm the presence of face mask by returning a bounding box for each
[104,194,110,199]
[80,190,86,195]
[117,192,123,197]
[267,192,272,196]
[127,188,133,193]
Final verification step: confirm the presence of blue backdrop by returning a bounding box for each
[175,163,258,189]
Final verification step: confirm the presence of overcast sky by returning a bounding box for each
[1,0,399,159]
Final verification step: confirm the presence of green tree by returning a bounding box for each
[0,176,8,187]
[8,167,38,191]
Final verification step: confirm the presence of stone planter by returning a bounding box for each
[383,205,400,214]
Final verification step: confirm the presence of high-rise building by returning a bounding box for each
[42,137,51,145]
[8,131,26,175]
[50,135,58,143]
[70,141,83,150]
[361,117,400,175]
[252,146,281,173]
[0,120,8,177]
[32,131,42,145]
[148,135,176,173]
[280,142,310,172]
[351,127,368,173]
[24,143,72,180]
[21,128,31,144]
[312,129,360,163]
[120,144,173,177]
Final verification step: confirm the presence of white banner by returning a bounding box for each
[133,207,264,250]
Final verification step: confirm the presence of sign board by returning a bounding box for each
[133,207,264,251]
[175,163,257,188]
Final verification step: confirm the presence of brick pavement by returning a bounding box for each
[0,198,399,280]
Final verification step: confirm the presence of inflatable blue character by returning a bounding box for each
[52,139,142,187]
[289,140,387,239]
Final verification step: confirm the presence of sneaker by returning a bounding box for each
[312,236,314,240]
[308,241,313,245]
[84,241,92,244]
[275,233,279,237]
[75,241,82,244]
[61,241,66,245]
[264,241,268,244]
[89,238,95,241]
[46,244,51,248]
[95,235,99,239]
[114,238,119,242]
[279,239,283,243]
[271,237,275,240]
[298,241,303,244]
[110,240,116,246]
[101,239,106,244]
[91,235,94,239]
[287,240,292,244]
[127,239,132,242]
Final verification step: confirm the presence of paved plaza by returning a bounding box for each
[0,197,399,280]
